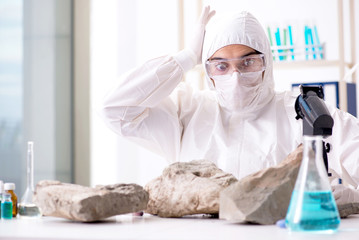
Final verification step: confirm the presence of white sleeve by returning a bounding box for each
[326,105,359,188]
[99,50,196,162]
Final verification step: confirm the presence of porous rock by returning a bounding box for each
[337,202,359,218]
[145,160,238,217]
[34,180,149,222]
[220,145,303,225]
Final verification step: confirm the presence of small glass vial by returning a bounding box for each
[1,193,13,220]
[285,135,340,232]
[4,183,18,217]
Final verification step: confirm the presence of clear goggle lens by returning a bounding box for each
[205,54,266,81]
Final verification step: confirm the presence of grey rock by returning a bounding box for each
[220,145,303,225]
[337,202,359,218]
[34,180,149,222]
[145,160,238,217]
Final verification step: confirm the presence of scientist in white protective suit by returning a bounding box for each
[100,7,359,205]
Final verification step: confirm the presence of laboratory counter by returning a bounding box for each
[1,214,359,240]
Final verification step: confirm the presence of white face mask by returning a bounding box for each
[214,72,262,111]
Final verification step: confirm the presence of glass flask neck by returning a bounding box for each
[26,142,34,191]
[302,135,329,189]
[303,135,323,164]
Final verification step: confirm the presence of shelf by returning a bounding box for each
[273,60,353,70]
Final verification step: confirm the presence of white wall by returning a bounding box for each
[90,0,179,186]
[90,0,359,187]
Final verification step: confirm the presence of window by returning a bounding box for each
[0,0,73,195]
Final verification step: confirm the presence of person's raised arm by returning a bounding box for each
[99,7,215,161]
[100,6,215,123]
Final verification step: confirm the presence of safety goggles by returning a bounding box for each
[205,54,266,82]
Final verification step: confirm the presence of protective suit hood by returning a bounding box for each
[202,11,275,115]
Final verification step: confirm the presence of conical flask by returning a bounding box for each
[18,141,42,218]
[285,135,340,232]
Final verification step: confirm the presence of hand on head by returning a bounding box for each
[188,6,216,65]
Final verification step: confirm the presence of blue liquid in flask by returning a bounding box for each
[285,190,340,231]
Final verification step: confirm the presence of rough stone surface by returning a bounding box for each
[220,145,303,225]
[338,202,359,218]
[145,160,238,217]
[34,180,149,222]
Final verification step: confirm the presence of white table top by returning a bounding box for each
[1,214,359,240]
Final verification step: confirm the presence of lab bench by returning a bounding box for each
[1,214,359,240]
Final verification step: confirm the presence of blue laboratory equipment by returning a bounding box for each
[304,26,310,60]
[288,25,294,60]
[285,135,340,232]
[275,28,283,61]
[307,27,316,59]
[1,193,13,220]
[314,25,323,59]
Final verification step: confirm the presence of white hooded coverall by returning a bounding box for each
[101,12,359,188]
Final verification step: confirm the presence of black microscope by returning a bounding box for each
[294,85,334,176]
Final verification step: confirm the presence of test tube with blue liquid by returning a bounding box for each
[314,25,323,59]
[288,25,294,60]
[307,27,316,59]
[304,26,309,60]
[275,28,284,61]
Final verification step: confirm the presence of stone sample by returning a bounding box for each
[34,180,149,222]
[220,145,303,225]
[145,160,238,217]
[337,202,359,218]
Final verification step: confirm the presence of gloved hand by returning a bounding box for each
[332,184,359,205]
[188,5,216,65]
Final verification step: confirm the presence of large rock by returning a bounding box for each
[338,202,359,218]
[220,145,303,225]
[145,160,238,217]
[34,180,149,222]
